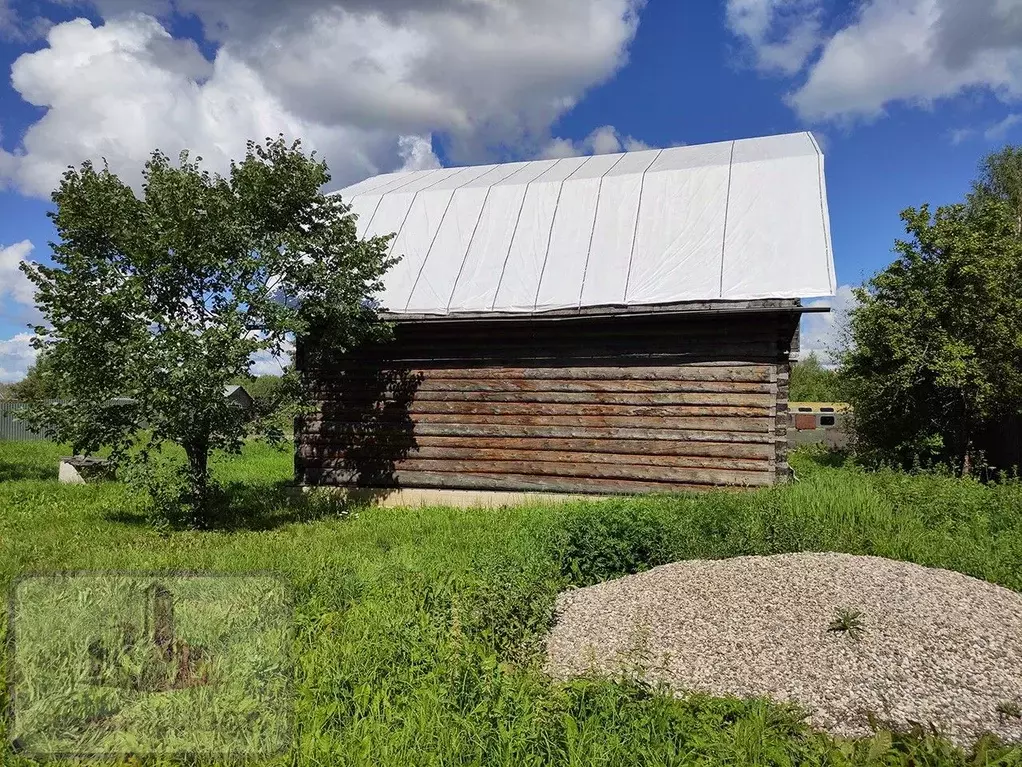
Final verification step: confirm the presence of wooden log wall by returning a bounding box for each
[295,309,800,495]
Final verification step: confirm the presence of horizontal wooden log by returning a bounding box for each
[359,345,783,365]
[307,389,778,407]
[316,401,771,419]
[299,445,772,472]
[316,364,776,383]
[309,378,778,396]
[387,459,771,486]
[298,435,775,459]
[300,469,756,495]
[300,421,776,443]
[348,344,783,365]
[408,390,777,407]
[353,323,783,344]
[306,413,772,433]
[386,318,784,343]
[403,413,761,432]
[328,354,786,370]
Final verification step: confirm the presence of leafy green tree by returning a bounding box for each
[21,136,397,520]
[841,193,1022,473]
[970,145,1022,236]
[8,353,60,402]
[789,352,846,402]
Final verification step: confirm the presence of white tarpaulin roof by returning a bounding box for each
[334,131,836,316]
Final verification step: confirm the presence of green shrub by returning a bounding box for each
[458,558,563,665]
[551,501,676,585]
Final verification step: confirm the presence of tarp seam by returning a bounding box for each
[622,148,666,304]
[718,140,737,298]
[491,158,566,310]
[578,153,629,308]
[365,167,437,196]
[360,194,385,234]
[402,163,501,312]
[365,166,441,198]
[401,191,458,312]
[533,156,595,311]
[445,162,535,314]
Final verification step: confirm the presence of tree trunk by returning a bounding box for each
[183,439,211,514]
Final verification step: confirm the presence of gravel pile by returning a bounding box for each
[544,553,1022,746]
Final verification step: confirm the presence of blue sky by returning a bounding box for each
[1,0,1020,379]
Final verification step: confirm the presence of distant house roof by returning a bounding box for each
[224,385,254,408]
[333,131,836,318]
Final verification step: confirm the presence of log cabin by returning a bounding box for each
[295,131,836,499]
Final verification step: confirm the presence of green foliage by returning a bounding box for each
[788,353,846,402]
[970,145,1022,235]
[552,503,673,586]
[546,450,1022,593]
[228,371,298,444]
[2,443,1022,764]
[842,196,1022,472]
[234,374,284,406]
[828,607,866,641]
[19,136,396,520]
[790,352,847,402]
[8,353,59,402]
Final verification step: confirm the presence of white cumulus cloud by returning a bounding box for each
[789,0,1022,123]
[396,135,442,172]
[726,0,823,75]
[0,333,37,383]
[539,124,661,159]
[0,240,38,308]
[1,1,645,197]
[249,342,293,376]
[984,113,1022,141]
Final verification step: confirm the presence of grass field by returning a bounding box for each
[1,440,1021,766]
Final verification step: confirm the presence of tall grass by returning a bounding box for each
[0,441,1020,766]
[550,448,1022,592]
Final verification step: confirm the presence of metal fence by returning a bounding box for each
[0,402,46,441]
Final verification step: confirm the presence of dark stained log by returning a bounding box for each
[310,378,777,395]
[382,317,784,340]
[301,421,776,443]
[300,469,754,495]
[385,459,772,486]
[315,365,775,382]
[307,413,773,432]
[299,435,775,459]
[306,390,778,407]
[346,322,780,345]
[355,401,771,418]
[317,349,784,368]
[300,446,772,472]
[398,390,778,406]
